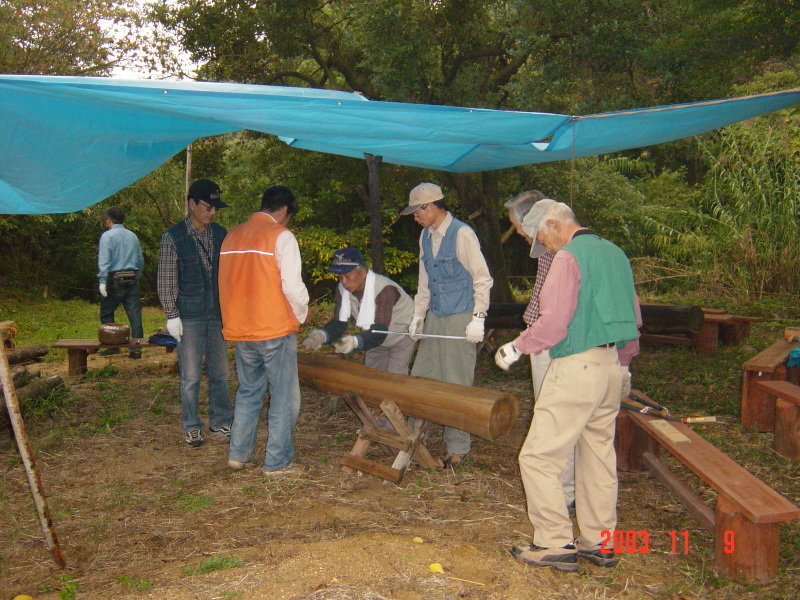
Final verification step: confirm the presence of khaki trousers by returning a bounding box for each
[531,349,575,506]
[520,346,622,550]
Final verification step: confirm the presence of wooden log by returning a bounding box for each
[0,320,16,348]
[298,355,518,440]
[6,344,49,366]
[16,376,65,401]
[640,304,705,335]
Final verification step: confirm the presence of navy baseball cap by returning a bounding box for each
[327,246,366,274]
[188,179,228,209]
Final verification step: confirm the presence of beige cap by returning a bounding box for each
[400,183,444,215]
[521,199,556,258]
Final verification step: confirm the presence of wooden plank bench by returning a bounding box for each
[52,339,173,375]
[616,394,800,582]
[741,339,799,431]
[755,380,800,459]
[639,306,761,354]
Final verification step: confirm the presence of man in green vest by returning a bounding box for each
[494,201,639,573]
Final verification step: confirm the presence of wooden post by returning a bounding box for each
[774,398,800,459]
[715,495,779,583]
[0,340,66,568]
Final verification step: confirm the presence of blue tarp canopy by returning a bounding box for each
[1,75,798,215]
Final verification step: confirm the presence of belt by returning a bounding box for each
[596,342,616,348]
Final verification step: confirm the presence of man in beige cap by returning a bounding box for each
[401,182,493,467]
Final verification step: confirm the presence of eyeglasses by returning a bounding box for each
[413,203,429,214]
[196,201,217,212]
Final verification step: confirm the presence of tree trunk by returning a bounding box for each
[6,344,48,366]
[447,172,513,303]
[357,154,385,274]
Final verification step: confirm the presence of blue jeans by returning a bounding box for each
[177,317,233,432]
[100,277,143,338]
[229,335,301,472]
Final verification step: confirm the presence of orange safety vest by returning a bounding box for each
[218,213,300,341]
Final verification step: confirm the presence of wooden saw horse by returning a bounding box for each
[298,355,518,484]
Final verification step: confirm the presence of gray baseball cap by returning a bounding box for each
[521,199,556,258]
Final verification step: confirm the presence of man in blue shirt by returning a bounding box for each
[98,206,144,359]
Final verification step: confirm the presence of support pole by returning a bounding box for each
[0,341,66,568]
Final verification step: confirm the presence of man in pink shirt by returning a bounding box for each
[495,201,639,572]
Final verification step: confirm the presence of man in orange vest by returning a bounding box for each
[218,185,310,475]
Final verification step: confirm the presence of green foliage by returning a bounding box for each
[117,575,152,591]
[171,491,214,511]
[182,555,246,576]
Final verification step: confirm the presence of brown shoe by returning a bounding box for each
[442,453,469,467]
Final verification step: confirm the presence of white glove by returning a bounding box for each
[495,341,522,371]
[166,317,183,343]
[302,329,327,350]
[408,316,425,341]
[99,283,107,297]
[334,335,359,354]
[620,365,632,401]
[465,315,485,343]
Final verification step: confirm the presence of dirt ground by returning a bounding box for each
[1,347,796,600]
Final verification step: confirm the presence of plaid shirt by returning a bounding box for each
[522,252,555,326]
[157,218,215,319]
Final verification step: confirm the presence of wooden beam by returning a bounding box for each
[298,355,518,441]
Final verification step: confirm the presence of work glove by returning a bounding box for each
[465,315,485,343]
[98,283,107,297]
[166,317,183,343]
[495,340,522,371]
[620,365,631,401]
[334,335,359,355]
[408,316,425,341]
[302,329,327,350]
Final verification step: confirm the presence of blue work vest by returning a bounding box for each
[167,220,226,320]
[421,218,474,317]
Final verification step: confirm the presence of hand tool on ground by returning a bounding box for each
[624,390,717,423]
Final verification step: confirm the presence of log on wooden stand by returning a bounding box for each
[298,354,518,440]
[0,328,66,568]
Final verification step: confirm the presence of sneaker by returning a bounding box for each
[100,348,120,356]
[511,542,578,572]
[442,452,469,467]
[228,458,258,470]
[128,349,142,359]
[210,425,231,438]
[184,429,203,447]
[578,548,618,567]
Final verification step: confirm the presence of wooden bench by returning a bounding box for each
[755,380,800,459]
[52,339,173,375]
[741,339,800,431]
[616,394,800,582]
[639,306,761,354]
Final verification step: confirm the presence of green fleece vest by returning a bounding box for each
[550,233,638,359]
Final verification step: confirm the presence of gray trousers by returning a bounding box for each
[410,311,476,454]
[365,335,416,375]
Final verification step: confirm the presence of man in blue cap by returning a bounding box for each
[302,246,416,375]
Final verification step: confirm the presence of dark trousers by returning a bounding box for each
[100,277,143,339]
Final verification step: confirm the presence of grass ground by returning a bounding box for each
[2,291,800,599]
